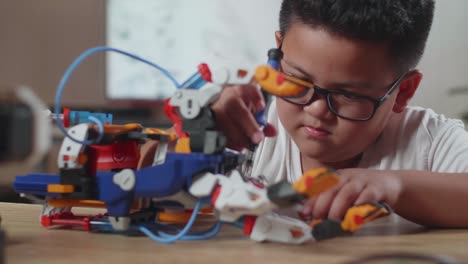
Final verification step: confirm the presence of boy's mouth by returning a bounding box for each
[302,125,331,138]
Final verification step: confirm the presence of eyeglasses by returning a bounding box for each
[279,69,408,122]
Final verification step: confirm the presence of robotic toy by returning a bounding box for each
[13,47,391,244]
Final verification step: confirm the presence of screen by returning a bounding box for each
[106,0,281,100]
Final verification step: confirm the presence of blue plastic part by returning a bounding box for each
[97,153,224,216]
[12,115,240,243]
[69,110,113,126]
[13,173,61,197]
[54,46,181,146]
[137,199,202,243]
[90,218,222,241]
[133,153,223,197]
[12,152,231,217]
[156,220,222,241]
[179,71,207,90]
[255,111,267,127]
[255,54,282,127]
[268,59,280,70]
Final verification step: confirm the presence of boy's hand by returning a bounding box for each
[302,168,403,220]
[211,83,277,151]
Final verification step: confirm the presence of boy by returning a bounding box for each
[212,0,468,228]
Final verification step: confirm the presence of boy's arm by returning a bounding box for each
[394,170,468,228]
[302,168,468,228]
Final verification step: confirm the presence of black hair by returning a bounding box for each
[279,0,435,72]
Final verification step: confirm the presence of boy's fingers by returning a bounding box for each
[309,186,341,219]
[302,197,317,216]
[222,120,250,151]
[137,141,159,169]
[238,83,265,111]
[354,187,384,206]
[328,183,364,220]
[226,98,264,144]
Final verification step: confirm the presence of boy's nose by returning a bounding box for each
[303,94,334,120]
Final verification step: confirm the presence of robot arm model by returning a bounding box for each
[12,47,393,244]
[189,167,340,244]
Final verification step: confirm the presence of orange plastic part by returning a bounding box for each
[175,137,191,153]
[292,167,340,198]
[341,203,391,232]
[47,184,75,193]
[254,65,309,97]
[47,199,105,208]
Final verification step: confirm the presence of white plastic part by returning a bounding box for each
[169,65,252,120]
[213,170,277,222]
[152,140,168,166]
[249,213,314,244]
[210,66,253,85]
[152,191,199,210]
[113,169,136,191]
[108,216,131,231]
[170,84,222,119]
[57,123,89,169]
[189,172,219,198]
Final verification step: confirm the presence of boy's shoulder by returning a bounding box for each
[361,106,467,170]
[399,106,465,137]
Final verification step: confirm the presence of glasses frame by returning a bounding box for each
[281,72,407,121]
[277,46,408,121]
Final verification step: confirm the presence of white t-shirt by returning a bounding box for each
[251,100,468,184]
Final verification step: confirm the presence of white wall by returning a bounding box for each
[412,0,468,119]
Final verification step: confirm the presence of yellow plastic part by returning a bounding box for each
[158,208,213,223]
[341,203,391,232]
[292,167,340,198]
[254,65,310,97]
[158,212,192,223]
[47,184,75,193]
[175,137,191,153]
[144,128,178,142]
[102,123,143,134]
[47,199,105,208]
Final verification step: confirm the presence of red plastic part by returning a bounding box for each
[305,176,314,188]
[276,73,285,85]
[41,212,99,232]
[88,141,140,171]
[211,185,222,205]
[164,98,188,138]
[243,215,257,235]
[63,107,70,128]
[198,63,212,82]
[354,215,364,226]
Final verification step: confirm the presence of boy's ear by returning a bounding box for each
[393,70,423,113]
[275,31,282,48]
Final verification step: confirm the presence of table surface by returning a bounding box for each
[1,202,467,264]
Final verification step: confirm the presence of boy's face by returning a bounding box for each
[275,22,409,168]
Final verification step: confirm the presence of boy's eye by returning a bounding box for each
[334,92,364,103]
[343,93,360,99]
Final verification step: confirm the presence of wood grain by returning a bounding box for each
[1,202,467,264]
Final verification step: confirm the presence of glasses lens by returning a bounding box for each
[329,93,376,120]
[281,83,315,105]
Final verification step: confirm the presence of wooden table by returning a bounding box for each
[1,202,467,264]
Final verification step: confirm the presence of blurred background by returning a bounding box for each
[0,0,467,200]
